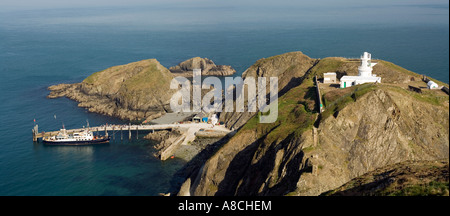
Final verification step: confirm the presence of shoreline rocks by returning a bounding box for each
[145,129,183,159]
[144,129,227,161]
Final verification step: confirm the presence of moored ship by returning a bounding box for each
[42,127,109,145]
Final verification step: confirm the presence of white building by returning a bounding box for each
[427,81,438,89]
[340,52,381,88]
[323,72,337,84]
[210,114,218,126]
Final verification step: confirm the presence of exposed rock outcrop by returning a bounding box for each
[169,57,236,77]
[145,129,182,159]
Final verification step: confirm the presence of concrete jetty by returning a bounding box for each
[32,122,232,160]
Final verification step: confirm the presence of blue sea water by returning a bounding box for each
[0,4,448,195]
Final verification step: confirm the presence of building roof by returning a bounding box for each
[427,81,438,86]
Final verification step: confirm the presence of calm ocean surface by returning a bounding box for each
[0,5,448,195]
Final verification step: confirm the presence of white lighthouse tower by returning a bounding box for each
[358,52,377,77]
[339,51,381,88]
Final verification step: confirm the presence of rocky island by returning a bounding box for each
[48,59,176,122]
[169,57,236,77]
[47,51,449,196]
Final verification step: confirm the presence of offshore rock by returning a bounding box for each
[169,57,236,77]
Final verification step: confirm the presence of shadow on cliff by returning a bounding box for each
[216,131,308,196]
[320,173,395,196]
[279,77,304,96]
[169,134,232,193]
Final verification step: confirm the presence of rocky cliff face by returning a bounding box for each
[169,57,236,77]
[177,52,449,196]
[179,85,449,196]
[48,59,175,121]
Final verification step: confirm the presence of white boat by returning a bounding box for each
[42,128,109,146]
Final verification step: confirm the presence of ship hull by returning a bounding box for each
[43,137,110,146]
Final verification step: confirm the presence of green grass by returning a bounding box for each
[208,183,219,194]
[241,112,260,130]
[302,146,315,153]
[318,83,377,125]
[310,58,344,78]
[383,85,448,107]
[378,60,419,78]
[122,63,167,91]
[83,69,105,84]
[240,78,317,144]
[378,60,448,87]
[387,181,449,196]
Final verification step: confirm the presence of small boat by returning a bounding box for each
[42,128,109,146]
